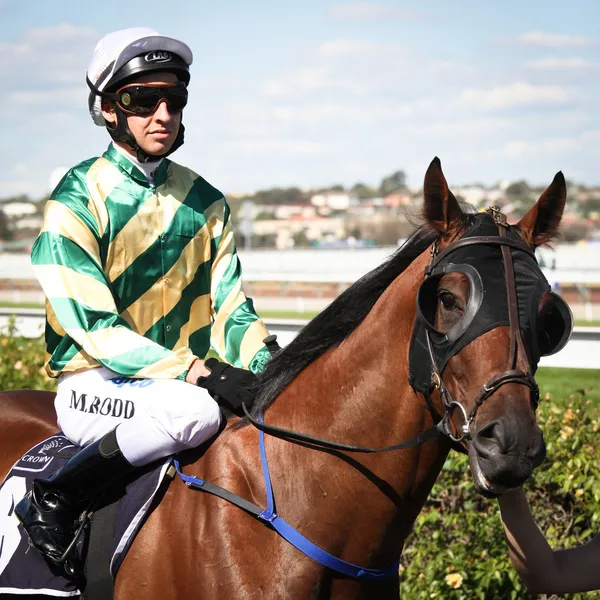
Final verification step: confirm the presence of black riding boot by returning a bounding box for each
[15,428,134,578]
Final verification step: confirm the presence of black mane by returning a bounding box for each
[245,225,438,421]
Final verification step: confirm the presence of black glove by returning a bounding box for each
[263,334,282,359]
[196,358,258,415]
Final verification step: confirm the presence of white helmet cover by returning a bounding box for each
[86,27,193,126]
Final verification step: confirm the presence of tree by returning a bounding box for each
[292,230,311,248]
[351,183,379,200]
[505,180,530,198]
[252,187,308,206]
[0,209,13,241]
[314,184,345,194]
[379,170,407,196]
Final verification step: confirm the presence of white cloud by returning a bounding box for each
[49,167,69,191]
[8,87,87,108]
[582,130,600,142]
[515,31,596,47]
[328,2,424,21]
[317,39,405,59]
[0,178,47,198]
[459,82,572,111]
[225,139,329,155]
[0,24,97,86]
[263,40,415,97]
[263,67,367,96]
[524,57,600,70]
[504,137,581,159]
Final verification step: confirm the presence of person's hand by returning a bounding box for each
[196,358,258,415]
[185,359,211,384]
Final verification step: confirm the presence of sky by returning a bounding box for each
[1,0,600,199]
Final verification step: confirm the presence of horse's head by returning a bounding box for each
[410,157,572,497]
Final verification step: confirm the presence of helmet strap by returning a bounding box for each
[106,105,185,163]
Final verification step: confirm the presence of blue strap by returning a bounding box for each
[174,413,400,581]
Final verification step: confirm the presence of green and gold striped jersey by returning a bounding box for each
[32,144,271,379]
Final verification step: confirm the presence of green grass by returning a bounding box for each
[0,301,45,309]
[536,367,600,406]
[575,319,600,327]
[259,310,320,319]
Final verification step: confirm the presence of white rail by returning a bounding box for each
[1,308,598,369]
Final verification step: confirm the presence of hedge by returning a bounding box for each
[0,318,56,392]
[400,370,599,600]
[1,319,598,598]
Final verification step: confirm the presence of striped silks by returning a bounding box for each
[32,144,271,379]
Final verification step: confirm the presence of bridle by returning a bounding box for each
[419,207,540,445]
[243,207,545,454]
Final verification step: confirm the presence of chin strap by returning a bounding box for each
[107,108,185,163]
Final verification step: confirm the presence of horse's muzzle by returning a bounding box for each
[468,420,546,497]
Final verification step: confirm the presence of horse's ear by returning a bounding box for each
[518,172,566,248]
[423,157,464,234]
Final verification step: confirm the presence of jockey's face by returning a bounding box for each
[101,71,183,158]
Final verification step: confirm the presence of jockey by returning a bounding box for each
[15,27,274,577]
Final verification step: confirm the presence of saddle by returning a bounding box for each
[0,434,172,598]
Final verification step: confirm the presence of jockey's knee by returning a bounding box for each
[176,396,222,450]
[147,386,222,451]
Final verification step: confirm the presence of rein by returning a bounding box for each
[240,403,443,453]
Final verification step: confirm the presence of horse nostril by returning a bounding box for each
[474,420,509,456]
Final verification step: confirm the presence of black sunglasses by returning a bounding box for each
[111,82,188,116]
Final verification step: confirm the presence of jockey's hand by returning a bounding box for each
[185,359,211,384]
[196,358,258,416]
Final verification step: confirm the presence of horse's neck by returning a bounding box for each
[263,251,450,561]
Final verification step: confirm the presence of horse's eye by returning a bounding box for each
[438,290,457,311]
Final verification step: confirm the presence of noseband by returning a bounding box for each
[418,208,540,444]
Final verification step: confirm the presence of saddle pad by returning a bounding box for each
[0,434,171,596]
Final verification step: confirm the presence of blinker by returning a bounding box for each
[535,291,573,356]
[416,263,483,345]
[409,212,573,399]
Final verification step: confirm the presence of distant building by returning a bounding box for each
[310,192,355,211]
[1,201,37,218]
[274,204,316,220]
[383,193,411,208]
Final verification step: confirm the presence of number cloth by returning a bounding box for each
[32,144,271,380]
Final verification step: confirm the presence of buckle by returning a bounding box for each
[489,205,508,228]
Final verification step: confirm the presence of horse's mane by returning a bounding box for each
[242,224,439,423]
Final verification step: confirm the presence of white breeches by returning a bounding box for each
[54,367,222,467]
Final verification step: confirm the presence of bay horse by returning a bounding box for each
[0,158,570,599]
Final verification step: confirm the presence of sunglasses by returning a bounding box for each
[113,82,188,116]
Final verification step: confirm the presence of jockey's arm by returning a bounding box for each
[206,201,271,374]
[33,200,198,381]
[498,488,600,594]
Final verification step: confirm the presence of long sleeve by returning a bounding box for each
[206,199,271,373]
[33,198,197,379]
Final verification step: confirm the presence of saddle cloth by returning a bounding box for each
[0,434,171,596]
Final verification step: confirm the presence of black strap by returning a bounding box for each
[242,403,441,453]
[182,477,264,518]
[83,499,118,600]
[429,235,535,271]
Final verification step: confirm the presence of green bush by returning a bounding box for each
[401,369,600,600]
[0,317,56,392]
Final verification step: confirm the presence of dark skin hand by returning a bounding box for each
[499,488,600,595]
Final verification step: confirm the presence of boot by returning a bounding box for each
[15,428,134,578]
